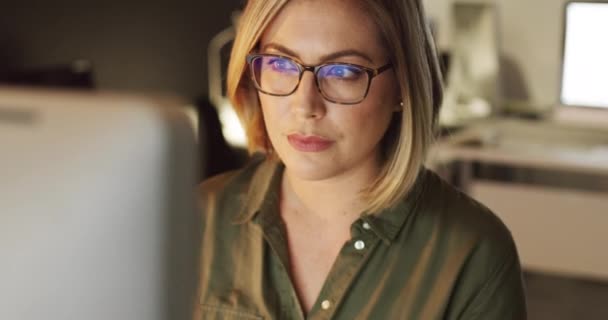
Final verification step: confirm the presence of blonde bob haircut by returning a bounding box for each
[227,0,443,213]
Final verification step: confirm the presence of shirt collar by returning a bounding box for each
[233,157,427,245]
[233,157,283,225]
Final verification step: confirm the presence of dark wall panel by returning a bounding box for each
[0,0,243,98]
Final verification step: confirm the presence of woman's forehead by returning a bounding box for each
[259,0,387,64]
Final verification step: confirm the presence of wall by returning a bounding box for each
[0,0,242,99]
[1,0,576,109]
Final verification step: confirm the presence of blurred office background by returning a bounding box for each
[1,0,607,318]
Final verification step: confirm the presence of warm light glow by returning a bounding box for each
[217,100,248,148]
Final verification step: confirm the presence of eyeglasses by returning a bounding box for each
[246,53,392,105]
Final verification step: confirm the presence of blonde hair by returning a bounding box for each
[227,0,443,213]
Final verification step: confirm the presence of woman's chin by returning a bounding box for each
[282,156,343,182]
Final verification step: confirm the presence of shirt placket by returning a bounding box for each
[306,221,381,320]
[257,212,307,320]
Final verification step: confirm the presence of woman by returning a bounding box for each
[196,0,527,319]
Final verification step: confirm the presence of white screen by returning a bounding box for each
[561,2,608,108]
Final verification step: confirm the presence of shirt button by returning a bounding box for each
[362,222,371,230]
[354,240,365,250]
[321,299,332,310]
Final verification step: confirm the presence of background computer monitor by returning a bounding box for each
[0,87,201,320]
[560,1,608,109]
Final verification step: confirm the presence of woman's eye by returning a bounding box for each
[267,58,297,72]
[324,65,363,80]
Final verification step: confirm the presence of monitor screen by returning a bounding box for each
[0,87,201,320]
[560,2,608,109]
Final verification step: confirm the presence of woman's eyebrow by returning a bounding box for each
[261,43,374,63]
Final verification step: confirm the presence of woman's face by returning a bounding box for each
[258,0,400,181]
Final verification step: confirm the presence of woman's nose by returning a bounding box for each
[291,71,327,119]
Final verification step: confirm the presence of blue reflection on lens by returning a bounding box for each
[266,57,299,74]
[320,65,363,80]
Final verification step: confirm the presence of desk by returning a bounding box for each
[429,118,608,280]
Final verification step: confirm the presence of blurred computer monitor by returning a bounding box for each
[0,87,200,320]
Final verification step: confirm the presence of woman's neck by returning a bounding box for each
[280,160,381,223]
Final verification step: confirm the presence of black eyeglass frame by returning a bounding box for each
[246,53,392,105]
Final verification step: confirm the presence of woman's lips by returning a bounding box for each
[287,134,334,152]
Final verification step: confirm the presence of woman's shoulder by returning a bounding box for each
[417,168,517,252]
[199,154,266,198]
[415,170,526,317]
[198,154,278,222]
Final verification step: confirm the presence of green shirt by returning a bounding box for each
[195,156,527,319]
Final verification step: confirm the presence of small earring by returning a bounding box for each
[394,101,404,112]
